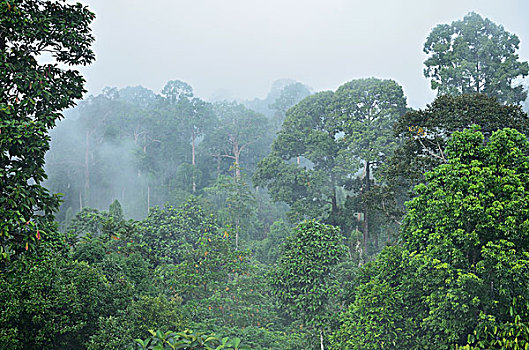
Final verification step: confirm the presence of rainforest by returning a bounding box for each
[1,1,529,349]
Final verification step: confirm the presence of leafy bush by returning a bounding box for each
[134,329,248,350]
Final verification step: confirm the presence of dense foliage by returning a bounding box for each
[270,220,347,349]
[2,4,529,349]
[424,12,529,104]
[0,0,94,264]
[254,78,407,256]
[382,93,529,224]
[333,127,529,348]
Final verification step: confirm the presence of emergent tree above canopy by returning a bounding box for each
[424,12,529,104]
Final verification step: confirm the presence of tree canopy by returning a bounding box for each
[4,3,529,349]
[334,127,529,348]
[424,12,529,104]
[255,78,408,254]
[0,0,95,263]
[270,219,347,349]
[391,93,529,185]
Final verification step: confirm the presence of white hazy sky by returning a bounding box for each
[76,0,529,109]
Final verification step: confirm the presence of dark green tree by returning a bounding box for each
[0,0,95,263]
[254,91,343,224]
[269,220,347,350]
[0,255,131,349]
[386,94,529,220]
[334,127,529,349]
[424,12,529,104]
[256,79,407,254]
[332,78,408,252]
[330,245,419,349]
[87,296,186,349]
[138,197,219,266]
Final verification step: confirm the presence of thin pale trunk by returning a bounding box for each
[79,191,83,210]
[84,130,90,208]
[476,53,480,93]
[192,130,196,192]
[297,156,300,165]
[320,328,324,350]
[365,162,378,251]
[84,130,90,191]
[147,185,150,214]
[133,127,140,145]
[363,161,370,254]
[233,141,241,180]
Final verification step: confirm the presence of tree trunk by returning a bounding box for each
[84,130,90,207]
[147,185,150,214]
[320,328,324,350]
[331,182,339,226]
[476,56,480,94]
[363,161,370,255]
[233,139,241,180]
[365,161,379,251]
[191,130,196,192]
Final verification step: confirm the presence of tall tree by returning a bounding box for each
[161,80,215,193]
[207,101,270,180]
[160,80,193,104]
[332,78,408,251]
[256,79,407,254]
[179,97,215,192]
[424,12,529,104]
[0,0,95,263]
[254,91,344,225]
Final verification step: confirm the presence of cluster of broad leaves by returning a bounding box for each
[134,329,248,350]
[332,128,529,349]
